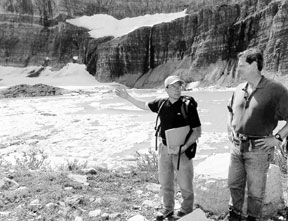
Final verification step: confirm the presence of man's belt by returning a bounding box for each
[235,133,266,141]
[233,133,268,153]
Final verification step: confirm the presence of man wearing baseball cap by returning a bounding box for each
[164,75,185,88]
[115,75,202,220]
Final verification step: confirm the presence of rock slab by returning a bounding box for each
[194,153,285,217]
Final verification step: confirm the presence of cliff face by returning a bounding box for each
[1,0,288,88]
[0,16,89,67]
[0,0,192,19]
[0,0,192,67]
[0,0,88,67]
[89,0,288,87]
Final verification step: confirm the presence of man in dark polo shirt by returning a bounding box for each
[115,75,201,220]
[226,48,288,221]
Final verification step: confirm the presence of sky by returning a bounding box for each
[67,10,187,38]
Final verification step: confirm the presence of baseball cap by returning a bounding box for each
[164,75,185,88]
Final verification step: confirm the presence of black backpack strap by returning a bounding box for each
[154,99,167,151]
[180,97,189,121]
[177,144,184,170]
[177,96,197,170]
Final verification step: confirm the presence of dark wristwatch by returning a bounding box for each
[274,133,283,142]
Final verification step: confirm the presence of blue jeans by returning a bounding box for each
[228,142,271,218]
[158,143,194,213]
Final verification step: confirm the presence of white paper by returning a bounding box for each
[165,125,190,154]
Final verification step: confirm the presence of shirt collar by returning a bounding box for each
[242,75,266,90]
[256,75,266,88]
[167,97,182,106]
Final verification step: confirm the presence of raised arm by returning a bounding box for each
[227,93,235,143]
[227,109,234,143]
[276,122,288,140]
[115,85,150,111]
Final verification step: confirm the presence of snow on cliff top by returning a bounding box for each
[67,10,187,38]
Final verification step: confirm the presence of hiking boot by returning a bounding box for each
[176,210,187,218]
[223,208,241,221]
[155,209,174,220]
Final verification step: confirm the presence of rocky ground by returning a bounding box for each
[0,84,70,98]
[0,163,287,221]
[0,84,287,221]
[0,165,160,221]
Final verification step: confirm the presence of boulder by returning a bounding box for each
[0,177,20,190]
[127,214,148,221]
[194,153,285,217]
[243,164,285,217]
[178,208,209,221]
[194,153,230,214]
[67,174,89,186]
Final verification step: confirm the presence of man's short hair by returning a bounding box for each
[238,48,264,71]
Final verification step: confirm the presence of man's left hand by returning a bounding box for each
[254,136,281,152]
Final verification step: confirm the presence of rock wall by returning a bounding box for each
[1,0,288,88]
[0,0,90,68]
[89,0,288,88]
[0,0,193,68]
[0,16,89,68]
[0,0,192,19]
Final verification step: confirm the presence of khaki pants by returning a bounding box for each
[158,143,194,213]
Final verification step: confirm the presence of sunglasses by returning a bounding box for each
[167,84,184,90]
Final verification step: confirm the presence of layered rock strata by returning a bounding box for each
[0,0,193,69]
[89,0,288,87]
[1,0,288,87]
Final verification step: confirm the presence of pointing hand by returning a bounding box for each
[115,86,129,99]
